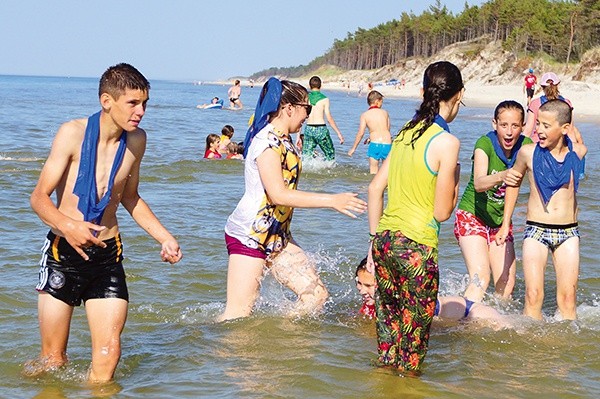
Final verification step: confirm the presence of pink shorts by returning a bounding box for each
[225,233,267,259]
[453,209,513,244]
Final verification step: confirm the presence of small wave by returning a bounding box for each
[0,155,43,162]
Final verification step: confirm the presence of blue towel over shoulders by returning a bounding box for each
[73,111,128,224]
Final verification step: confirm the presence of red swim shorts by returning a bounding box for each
[453,209,513,244]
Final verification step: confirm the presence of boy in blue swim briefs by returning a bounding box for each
[28,63,182,383]
[497,99,587,320]
[348,90,392,174]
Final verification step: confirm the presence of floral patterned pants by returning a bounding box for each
[372,229,439,373]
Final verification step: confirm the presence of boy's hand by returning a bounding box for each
[161,239,182,264]
[60,220,107,260]
[338,134,345,145]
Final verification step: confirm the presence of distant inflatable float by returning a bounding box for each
[197,98,224,109]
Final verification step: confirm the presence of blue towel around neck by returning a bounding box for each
[72,111,128,224]
[486,131,526,168]
[243,77,282,157]
[532,136,581,205]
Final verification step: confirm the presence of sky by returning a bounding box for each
[0,0,486,81]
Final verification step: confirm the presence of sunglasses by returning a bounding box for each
[292,102,312,115]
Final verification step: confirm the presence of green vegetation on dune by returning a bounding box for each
[250,0,600,80]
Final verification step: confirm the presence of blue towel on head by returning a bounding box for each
[532,136,581,205]
[73,111,128,224]
[486,131,526,168]
[243,77,282,157]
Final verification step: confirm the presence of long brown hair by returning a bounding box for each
[399,61,463,146]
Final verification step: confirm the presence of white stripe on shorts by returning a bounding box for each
[36,237,51,291]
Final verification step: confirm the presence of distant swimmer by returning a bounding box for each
[228,79,243,110]
[297,75,344,162]
[204,134,222,159]
[197,97,224,109]
[347,90,392,174]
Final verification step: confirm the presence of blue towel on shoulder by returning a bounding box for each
[73,111,127,224]
[486,131,526,168]
[532,136,581,205]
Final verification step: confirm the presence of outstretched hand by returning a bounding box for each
[332,193,367,218]
[60,220,107,260]
[161,238,182,264]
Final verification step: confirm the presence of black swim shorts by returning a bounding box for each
[36,231,129,306]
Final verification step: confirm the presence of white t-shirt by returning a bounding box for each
[224,124,301,257]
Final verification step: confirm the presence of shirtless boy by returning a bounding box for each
[228,79,243,110]
[28,63,182,383]
[496,99,587,320]
[347,90,392,174]
[298,76,344,161]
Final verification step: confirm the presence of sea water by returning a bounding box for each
[0,75,598,398]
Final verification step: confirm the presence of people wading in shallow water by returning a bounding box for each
[219,77,366,321]
[368,61,464,376]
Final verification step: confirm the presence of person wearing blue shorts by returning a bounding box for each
[348,90,391,174]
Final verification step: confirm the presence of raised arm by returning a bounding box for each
[473,148,524,192]
[522,109,536,138]
[120,130,182,264]
[256,148,366,217]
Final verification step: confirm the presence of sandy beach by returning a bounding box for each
[316,78,600,123]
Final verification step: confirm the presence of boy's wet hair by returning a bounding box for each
[221,124,235,138]
[494,100,525,123]
[99,63,150,99]
[355,257,368,277]
[309,75,322,89]
[367,90,384,105]
[539,99,572,125]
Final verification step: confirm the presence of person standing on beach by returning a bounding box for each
[228,79,243,110]
[347,90,392,174]
[454,100,532,303]
[297,76,344,162]
[496,99,586,320]
[27,63,182,383]
[523,68,537,106]
[219,77,366,321]
[368,61,463,375]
